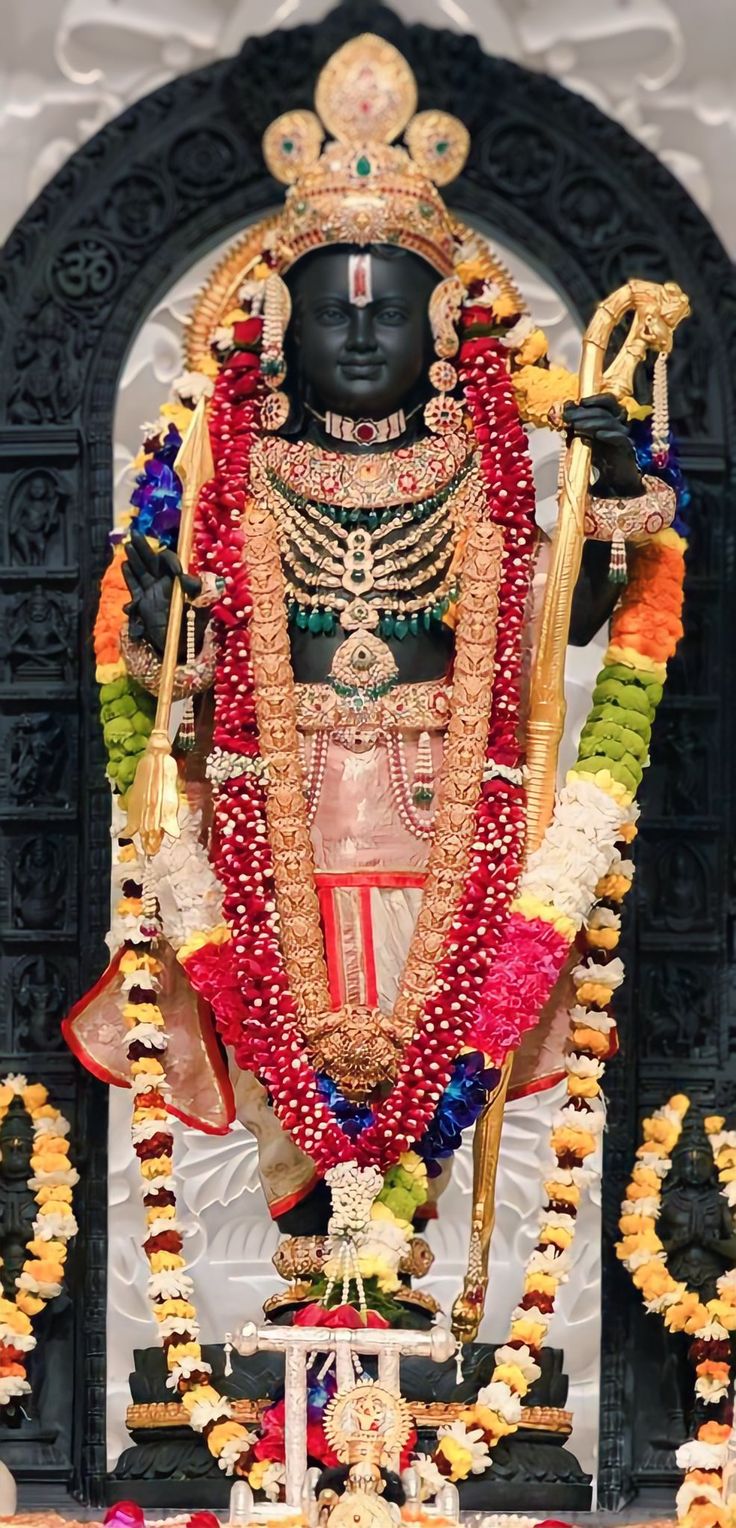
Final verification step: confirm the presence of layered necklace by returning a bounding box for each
[251,434,478,638]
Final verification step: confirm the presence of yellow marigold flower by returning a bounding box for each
[642,1118,679,1150]
[147,1204,175,1224]
[494,293,521,320]
[23,1084,49,1113]
[715,1147,736,1168]
[117,897,143,917]
[25,1239,67,1262]
[24,1257,64,1280]
[36,1184,73,1205]
[585,926,620,951]
[472,1403,516,1438]
[550,1126,596,1160]
[511,363,578,429]
[493,1362,529,1397]
[434,1433,475,1483]
[626,1181,656,1202]
[575,980,616,1008]
[669,1094,690,1115]
[38,1200,73,1219]
[153,1299,196,1323]
[632,1165,661,1191]
[631,1262,675,1298]
[34,1135,70,1156]
[131,1058,165,1078]
[524,1271,557,1297]
[664,1293,708,1333]
[510,1317,547,1348]
[149,1251,185,1274]
[141,1156,172,1179]
[516,327,548,367]
[223,307,250,323]
[16,1291,44,1317]
[133,1107,168,1124]
[595,872,633,901]
[123,1001,165,1028]
[120,950,161,975]
[208,1420,249,1458]
[619,820,638,844]
[718,1168,736,1183]
[249,1458,276,1491]
[0,1298,33,1335]
[167,1341,201,1366]
[181,1383,221,1413]
[705,1116,725,1133]
[567,1075,601,1099]
[571,1025,609,1057]
[619,1213,656,1236]
[540,1225,573,1250]
[705,1300,736,1331]
[0,1083,13,1110]
[177,925,231,964]
[544,1181,580,1208]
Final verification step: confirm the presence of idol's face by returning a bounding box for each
[287,246,439,419]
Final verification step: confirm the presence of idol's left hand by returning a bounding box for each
[563,392,644,498]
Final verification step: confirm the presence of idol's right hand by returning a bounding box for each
[122,529,202,655]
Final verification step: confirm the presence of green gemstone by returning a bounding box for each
[409,614,419,636]
[323,611,335,635]
[308,610,323,634]
[423,609,432,631]
[436,140,449,155]
[356,155,371,177]
[367,513,379,531]
[353,551,364,562]
[394,617,409,640]
[296,608,309,630]
[282,139,294,154]
[352,570,365,583]
[380,615,394,638]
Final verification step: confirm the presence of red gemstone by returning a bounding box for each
[354,420,377,444]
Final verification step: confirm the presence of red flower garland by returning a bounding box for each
[188,319,545,1172]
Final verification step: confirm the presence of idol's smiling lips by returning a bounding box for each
[339,359,386,376]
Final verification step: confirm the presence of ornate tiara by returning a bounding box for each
[261,33,471,276]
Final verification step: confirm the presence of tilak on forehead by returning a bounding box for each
[348,252,373,308]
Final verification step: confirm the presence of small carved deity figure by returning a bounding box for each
[655,1111,736,1446]
[7,588,70,679]
[13,836,66,931]
[0,1096,36,1297]
[8,472,64,566]
[8,713,65,804]
[14,956,67,1050]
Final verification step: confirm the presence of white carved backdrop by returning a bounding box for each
[107,233,603,1488]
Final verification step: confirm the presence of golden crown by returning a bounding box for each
[262,34,470,276]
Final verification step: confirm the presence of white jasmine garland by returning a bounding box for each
[32,1210,78,1240]
[437,1421,492,1475]
[218,1433,257,1475]
[493,1344,541,1386]
[620,1198,660,1221]
[0,1377,30,1404]
[166,1356,212,1390]
[32,1115,70,1137]
[147,1270,194,1301]
[675,1440,728,1471]
[188,1397,232,1432]
[260,1462,287,1501]
[476,1381,522,1424]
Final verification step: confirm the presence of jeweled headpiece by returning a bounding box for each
[262,34,470,276]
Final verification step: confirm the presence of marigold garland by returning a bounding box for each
[0,1074,78,1409]
[617,1097,736,1528]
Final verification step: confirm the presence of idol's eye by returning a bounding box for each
[315,303,348,325]
[376,303,409,324]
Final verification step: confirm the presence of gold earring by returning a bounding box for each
[260,274,291,428]
[424,280,464,434]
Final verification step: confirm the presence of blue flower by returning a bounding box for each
[316,1073,371,1136]
[415,1052,499,1172]
[129,426,183,547]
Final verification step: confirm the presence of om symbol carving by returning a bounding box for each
[52,239,119,304]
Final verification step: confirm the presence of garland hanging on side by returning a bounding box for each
[0,1074,78,1410]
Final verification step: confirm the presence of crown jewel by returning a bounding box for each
[262,34,470,276]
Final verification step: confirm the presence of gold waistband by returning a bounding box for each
[295,677,453,735]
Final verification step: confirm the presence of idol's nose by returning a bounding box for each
[344,307,379,353]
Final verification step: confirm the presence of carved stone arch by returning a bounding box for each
[0,0,733,1508]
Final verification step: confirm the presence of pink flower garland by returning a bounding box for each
[186,322,546,1172]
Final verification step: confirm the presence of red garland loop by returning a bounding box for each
[189,319,542,1173]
